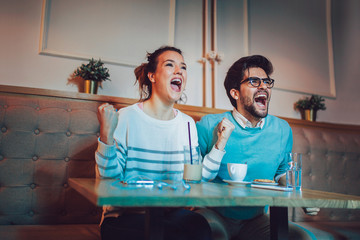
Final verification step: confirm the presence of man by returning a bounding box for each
[196,55,314,239]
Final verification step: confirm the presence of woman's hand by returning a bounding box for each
[97,103,118,145]
[215,118,235,151]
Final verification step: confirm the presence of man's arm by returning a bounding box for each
[197,117,234,181]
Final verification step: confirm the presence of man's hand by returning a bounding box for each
[303,207,320,216]
[97,103,119,145]
[278,174,287,186]
[215,118,235,151]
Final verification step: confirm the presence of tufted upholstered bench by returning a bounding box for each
[0,85,221,240]
[0,86,107,240]
[288,121,360,239]
[1,84,360,240]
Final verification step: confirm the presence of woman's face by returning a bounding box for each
[148,50,187,104]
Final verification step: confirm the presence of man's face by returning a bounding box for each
[234,67,272,122]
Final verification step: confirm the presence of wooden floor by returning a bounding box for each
[0,224,100,240]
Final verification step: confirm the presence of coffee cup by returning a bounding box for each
[227,163,247,181]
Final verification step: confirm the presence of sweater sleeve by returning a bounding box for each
[275,122,294,179]
[197,115,226,181]
[95,110,128,179]
[202,146,225,181]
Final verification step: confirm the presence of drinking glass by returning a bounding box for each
[286,152,302,191]
[183,146,202,183]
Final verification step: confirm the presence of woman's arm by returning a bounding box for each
[95,103,127,179]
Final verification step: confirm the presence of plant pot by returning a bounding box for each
[84,80,99,94]
[304,109,317,122]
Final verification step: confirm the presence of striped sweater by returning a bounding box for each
[96,103,201,181]
[95,103,225,220]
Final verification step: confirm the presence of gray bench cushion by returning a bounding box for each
[0,94,102,225]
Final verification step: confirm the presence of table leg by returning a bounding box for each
[270,206,288,240]
[145,207,164,240]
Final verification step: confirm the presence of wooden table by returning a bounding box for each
[69,178,360,240]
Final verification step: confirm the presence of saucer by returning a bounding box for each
[251,181,278,186]
[223,179,252,186]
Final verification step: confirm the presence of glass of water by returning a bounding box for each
[286,152,302,191]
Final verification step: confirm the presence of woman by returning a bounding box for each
[95,46,212,240]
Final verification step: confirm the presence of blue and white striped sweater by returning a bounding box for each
[96,103,198,182]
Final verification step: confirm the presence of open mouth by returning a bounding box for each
[254,93,267,107]
[170,78,182,92]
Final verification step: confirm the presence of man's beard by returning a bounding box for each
[241,96,269,119]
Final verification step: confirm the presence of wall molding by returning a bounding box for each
[245,0,336,98]
[1,84,357,129]
[38,0,176,67]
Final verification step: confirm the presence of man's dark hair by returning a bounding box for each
[224,55,273,108]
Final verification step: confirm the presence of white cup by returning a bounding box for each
[227,163,247,181]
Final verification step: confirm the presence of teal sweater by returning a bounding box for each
[197,111,293,219]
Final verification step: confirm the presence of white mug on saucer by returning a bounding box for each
[227,163,247,181]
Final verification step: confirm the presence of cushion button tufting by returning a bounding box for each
[34,129,40,135]
[63,183,68,188]
[1,127,7,133]
[66,131,71,137]
[64,157,70,162]
[32,155,38,161]
[30,183,36,189]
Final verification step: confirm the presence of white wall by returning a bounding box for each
[1,0,359,125]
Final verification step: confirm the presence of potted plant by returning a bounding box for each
[294,95,326,121]
[73,58,110,94]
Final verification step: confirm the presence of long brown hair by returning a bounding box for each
[134,46,183,101]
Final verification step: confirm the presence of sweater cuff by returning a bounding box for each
[207,145,226,163]
[97,137,116,157]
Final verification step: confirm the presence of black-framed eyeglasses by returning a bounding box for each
[240,77,275,88]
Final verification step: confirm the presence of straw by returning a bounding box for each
[187,122,193,164]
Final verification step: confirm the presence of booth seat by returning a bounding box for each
[0,85,360,240]
[289,119,360,239]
